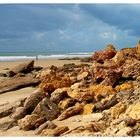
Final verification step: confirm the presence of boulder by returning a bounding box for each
[18,114,44,131]
[39,74,72,93]
[10,107,27,120]
[50,88,68,104]
[0,77,40,94]
[93,44,116,63]
[81,103,95,115]
[122,59,140,79]
[112,48,136,66]
[116,127,134,136]
[37,121,57,134]
[58,104,83,121]
[135,40,140,59]
[110,102,126,119]
[95,95,118,111]
[24,88,46,112]
[67,88,93,102]
[100,69,121,87]
[126,102,140,120]
[89,85,115,101]
[84,121,107,132]
[0,118,17,131]
[124,117,136,126]
[58,98,75,110]
[32,97,59,121]
[115,82,133,92]
[0,98,26,118]
[7,60,34,77]
[40,126,69,136]
[77,71,89,81]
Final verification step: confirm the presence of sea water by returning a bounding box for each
[0,52,92,61]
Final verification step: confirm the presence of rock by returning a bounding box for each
[126,102,140,120]
[0,73,7,77]
[32,97,59,121]
[95,95,118,111]
[0,98,26,119]
[80,57,92,62]
[100,70,121,87]
[113,48,136,66]
[10,107,27,120]
[18,114,44,131]
[84,121,107,132]
[124,117,136,126]
[58,104,83,121]
[135,40,140,60]
[115,82,133,92]
[0,118,17,131]
[24,88,46,112]
[40,126,69,136]
[50,88,68,104]
[122,59,140,79]
[58,98,75,110]
[7,60,34,77]
[81,103,95,115]
[67,88,93,102]
[110,102,126,119]
[37,121,57,134]
[70,82,83,90]
[77,71,89,81]
[0,77,40,94]
[116,127,134,136]
[93,45,116,63]
[39,74,72,93]
[89,85,115,101]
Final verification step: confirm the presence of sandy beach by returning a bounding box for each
[0,59,82,105]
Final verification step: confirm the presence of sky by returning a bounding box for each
[0,4,140,53]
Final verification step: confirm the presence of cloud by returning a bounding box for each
[0,4,139,52]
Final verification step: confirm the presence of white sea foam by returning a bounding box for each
[0,53,92,61]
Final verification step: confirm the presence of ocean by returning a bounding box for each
[0,52,93,61]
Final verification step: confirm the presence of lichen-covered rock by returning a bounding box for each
[37,121,57,134]
[81,103,95,115]
[18,114,44,130]
[115,82,133,92]
[110,102,126,119]
[58,104,83,121]
[58,98,75,110]
[39,74,72,93]
[11,107,27,120]
[24,88,46,112]
[32,97,59,121]
[89,85,115,101]
[40,126,69,136]
[67,88,93,102]
[50,88,68,104]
